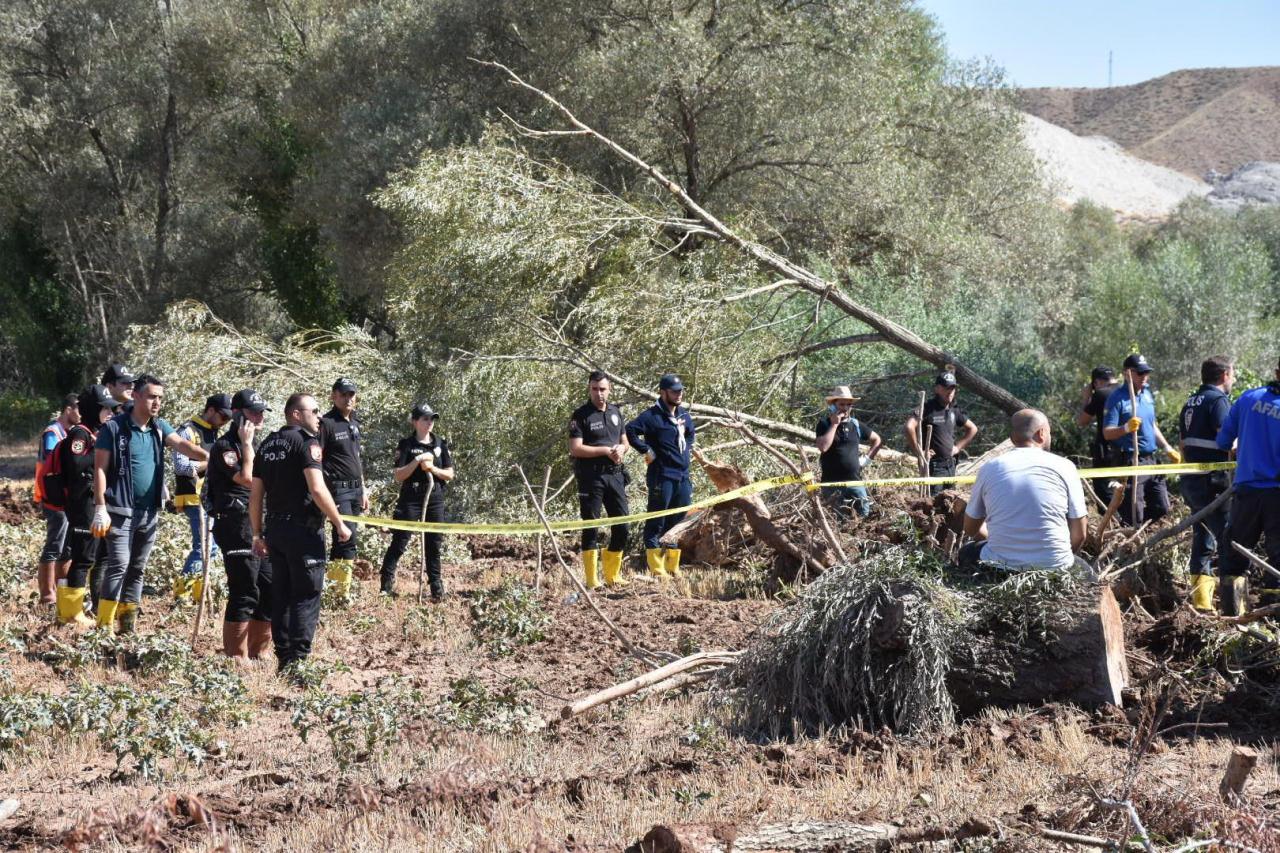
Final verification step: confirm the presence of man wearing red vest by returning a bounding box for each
[34,394,79,606]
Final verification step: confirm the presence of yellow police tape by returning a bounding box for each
[344,461,1235,536]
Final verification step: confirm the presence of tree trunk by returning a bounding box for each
[629,821,899,853]
[947,583,1128,713]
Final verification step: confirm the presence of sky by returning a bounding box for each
[919,1,1280,88]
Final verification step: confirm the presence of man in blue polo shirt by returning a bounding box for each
[626,373,696,579]
[1102,353,1180,527]
[1214,357,1280,615]
[92,374,208,633]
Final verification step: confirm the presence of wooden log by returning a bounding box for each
[560,651,739,719]
[948,583,1128,712]
[628,820,899,853]
[1219,746,1259,802]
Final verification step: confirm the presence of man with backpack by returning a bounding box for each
[45,386,120,626]
[34,394,80,606]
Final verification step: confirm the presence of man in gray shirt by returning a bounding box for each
[960,409,1089,572]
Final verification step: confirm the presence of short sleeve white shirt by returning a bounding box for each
[964,447,1087,569]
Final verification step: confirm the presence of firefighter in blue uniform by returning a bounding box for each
[625,374,695,579]
[1178,356,1234,611]
[251,393,350,679]
[1214,358,1280,616]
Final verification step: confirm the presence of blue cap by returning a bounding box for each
[658,373,684,391]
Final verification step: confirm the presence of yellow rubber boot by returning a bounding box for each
[191,576,205,605]
[602,550,629,587]
[116,596,138,630]
[663,548,684,578]
[56,585,94,627]
[582,549,603,590]
[326,559,353,599]
[116,602,138,635]
[173,575,191,603]
[97,599,120,631]
[646,548,669,578]
[1190,574,1216,612]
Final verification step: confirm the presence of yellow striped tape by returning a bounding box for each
[347,461,1235,536]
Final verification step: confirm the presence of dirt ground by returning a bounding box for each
[0,510,1278,851]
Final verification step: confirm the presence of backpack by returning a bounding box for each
[40,437,69,512]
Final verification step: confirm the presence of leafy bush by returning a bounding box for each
[290,679,424,769]
[468,578,551,657]
[434,677,543,735]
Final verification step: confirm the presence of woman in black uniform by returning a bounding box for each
[379,403,454,600]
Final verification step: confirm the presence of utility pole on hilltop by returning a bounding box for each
[1108,50,1113,87]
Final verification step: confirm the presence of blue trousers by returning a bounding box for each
[182,504,219,576]
[643,473,692,549]
[825,485,872,519]
[1179,474,1227,576]
[101,508,159,605]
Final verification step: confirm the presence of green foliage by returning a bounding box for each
[290,678,427,770]
[286,658,351,692]
[468,577,551,657]
[434,676,543,734]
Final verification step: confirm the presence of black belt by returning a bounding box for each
[328,479,362,491]
[265,511,310,522]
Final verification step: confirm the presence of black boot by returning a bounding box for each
[379,554,397,596]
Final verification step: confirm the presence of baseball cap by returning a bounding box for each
[411,402,439,420]
[658,373,684,391]
[333,377,358,393]
[1091,366,1115,382]
[231,388,270,413]
[206,393,233,417]
[79,384,117,414]
[1122,354,1153,374]
[102,363,136,385]
[935,371,958,388]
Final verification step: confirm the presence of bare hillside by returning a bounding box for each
[1019,66,1280,176]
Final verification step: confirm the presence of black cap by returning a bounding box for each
[102,363,135,385]
[78,384,117,416]
[411,402,439,420]
[231,388,270,413]
[935,371,958,388]
[1091,366,1115,382]
[205,394,233,417]
[658,373,684,391]
[333,377,358,393]
[1122,353,1153,374]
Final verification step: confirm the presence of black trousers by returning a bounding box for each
[266,518,327,670]
[928,456,957,497]
[214,511,273,622]
[329,486,362,561]
[65,521,104,590]
[380,496,444,594]
[577,470,629,552]
[1113,453,1170,527]
[1218,487,1280,592]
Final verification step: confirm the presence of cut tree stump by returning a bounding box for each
[948,583,1128,712]
[1220,746,1259,802]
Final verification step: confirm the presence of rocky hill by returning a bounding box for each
[1018,66,1280,177]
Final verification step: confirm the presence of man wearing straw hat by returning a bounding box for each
[815,386,882,519]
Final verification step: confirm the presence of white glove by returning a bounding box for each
[644,450,656,465]
[91,506,112,539]
[858,455,871,468]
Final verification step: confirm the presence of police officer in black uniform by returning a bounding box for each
[251,393,350,679]
[1178,356,1235,611]
[378,403,455,600]
[207,389,272,660]
[568,371,632,589]
[319,377,366,599]
[904,370,979,497]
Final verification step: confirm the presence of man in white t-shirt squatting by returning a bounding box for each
[959,408,1091,573]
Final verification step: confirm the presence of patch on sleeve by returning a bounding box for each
[222,450,239,468]
[309,444,323,463]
